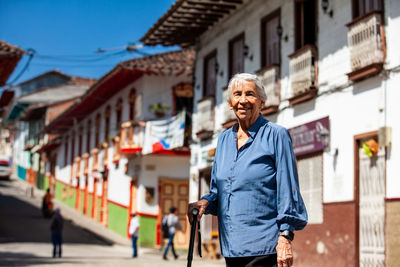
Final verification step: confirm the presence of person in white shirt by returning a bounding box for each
[162,207,181,260]
[128,213,140,258]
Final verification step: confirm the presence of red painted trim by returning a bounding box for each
[385,198,400,202]
[107,199,129,209]
[121,147,142,154]
[136,211,158,219]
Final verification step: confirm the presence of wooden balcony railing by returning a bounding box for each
[257,64,280,115]
[222,89,236,128]
[82,153,89,176]
[74,157,81,178]
[112,136,121,163]
[289,45,318,105]
[196,96,215,139]
[347,11,384,81]
[91,148,99,172]
[102,142,109,169]
[120,121,146,154]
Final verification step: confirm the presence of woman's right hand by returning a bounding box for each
[187,199,209,224]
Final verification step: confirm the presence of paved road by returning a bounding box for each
[0,178,225,267]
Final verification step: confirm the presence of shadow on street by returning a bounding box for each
[0,180,112,245]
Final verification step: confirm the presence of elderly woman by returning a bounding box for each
[188,73,307,267]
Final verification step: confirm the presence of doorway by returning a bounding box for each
[158,178,189,249]
[355,132,385,266]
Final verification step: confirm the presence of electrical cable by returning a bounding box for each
[6,48,36,85]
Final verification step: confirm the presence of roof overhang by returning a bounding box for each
[140,0,244,47]
[0,41,26,86]
[0,89,14,107]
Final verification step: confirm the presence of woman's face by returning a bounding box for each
[228,80,264,123]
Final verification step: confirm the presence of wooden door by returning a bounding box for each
[159,178,189,249]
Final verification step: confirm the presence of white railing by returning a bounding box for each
[289,46,317,97]
[257,65,280,107]
[197,97,214,134]
[120,121,146,150]
[348,12,384,71]
[222,90,236,123]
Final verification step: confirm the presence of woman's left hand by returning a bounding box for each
[276,235,293,267]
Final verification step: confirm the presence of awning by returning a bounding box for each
[7,103,29,120]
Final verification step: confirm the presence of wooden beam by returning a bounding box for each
[180,4,230,14]
[186,0,237,9]
[175,9,224,18]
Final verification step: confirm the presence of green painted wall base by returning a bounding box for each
[138,216,156,247]
[108,202,128,237]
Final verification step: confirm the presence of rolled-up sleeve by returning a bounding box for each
[275,128,308,232]
[200,158,218,216]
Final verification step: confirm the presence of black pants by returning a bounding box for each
[225,254,277,267]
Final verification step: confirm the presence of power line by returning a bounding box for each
[6,48,36,86]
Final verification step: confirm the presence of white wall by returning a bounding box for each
[190,0,400,204]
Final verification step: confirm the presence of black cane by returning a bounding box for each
[187,208,198,267]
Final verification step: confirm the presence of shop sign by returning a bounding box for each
[288,117,330,156]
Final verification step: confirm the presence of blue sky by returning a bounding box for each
[0,0,178,85]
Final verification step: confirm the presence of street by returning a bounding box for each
[0,178,225,267]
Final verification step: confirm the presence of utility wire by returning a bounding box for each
[6,48,36,86]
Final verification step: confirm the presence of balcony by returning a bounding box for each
[82,153,89,176]
[112,136,121,164]
[289,45,318,105]
[347,11,384,81]
[222,89,236,129]
[196,96,214,139]
[91,148,99,172]
[257,64,280,115]
[120,121,146,155]
[74,157,81,178]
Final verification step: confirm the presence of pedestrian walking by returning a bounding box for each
[42,188,53,218]
[50,208,63,258]
[188,73,308,267]
[128,213,140,258]
[162,206,181,260]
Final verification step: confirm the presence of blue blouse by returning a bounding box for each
[201,114,308,257]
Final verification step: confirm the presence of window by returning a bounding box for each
[297,153,323,224]
[104,106,110,142]
[129,89,136,121]
[352,0,383,18]
[86,120,91,153]
[295,0,317,50]
[261,10,281,67]
[203,50,217,97]
[229,33,245,79]
[115,98,122,133]
[95,113,101,147]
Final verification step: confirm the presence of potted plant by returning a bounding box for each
[148,102,170,118]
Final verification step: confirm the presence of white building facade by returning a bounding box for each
[142,0,400,266]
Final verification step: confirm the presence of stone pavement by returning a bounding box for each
[0,177,226,266]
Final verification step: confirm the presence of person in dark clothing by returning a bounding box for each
[50,208,63,258]
[42,188,53,218]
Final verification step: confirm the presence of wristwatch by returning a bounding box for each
[279,230,294,241]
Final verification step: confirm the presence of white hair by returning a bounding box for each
[226,73,267,103]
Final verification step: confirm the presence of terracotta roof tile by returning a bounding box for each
[0,40,26,56]
[120,48,195,75]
